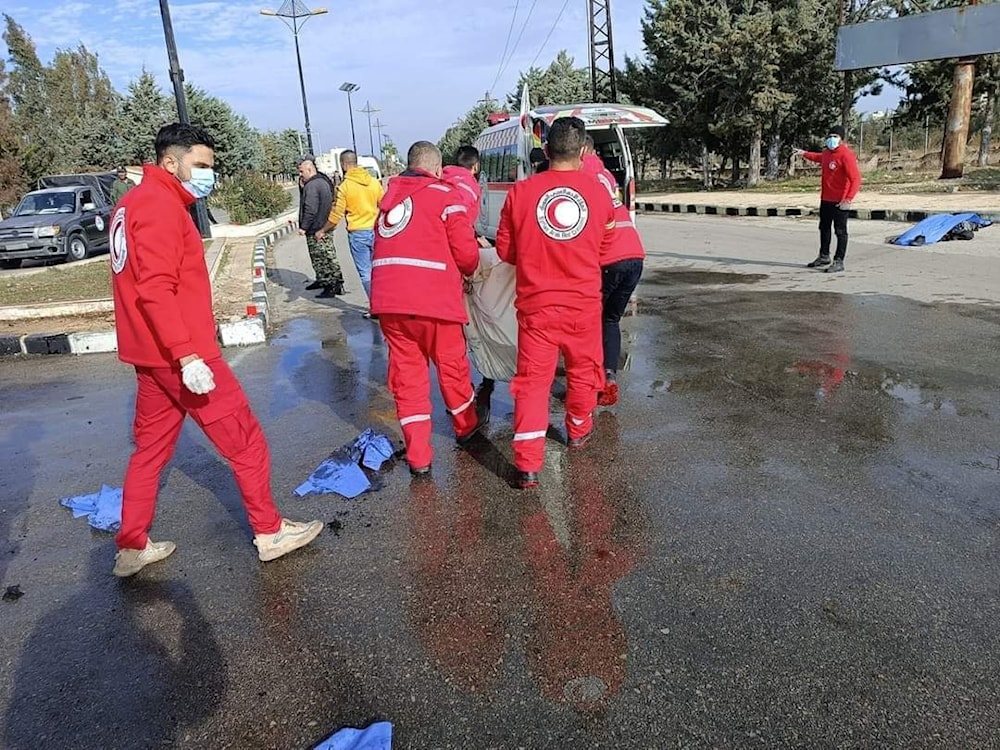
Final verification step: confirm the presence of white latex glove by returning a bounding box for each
[838,200,853,211]
[181,358,216,395]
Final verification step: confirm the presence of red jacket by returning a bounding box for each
[441,166,481,228]
[495,169,615,315]
[581,154,645,265]
[111,164,220,368]
[371,169,479,323]
[803,144,861,203]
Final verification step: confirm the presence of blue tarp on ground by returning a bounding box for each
[60,485,122,532]
[890,212,992,246]
[294,429,396,499]
[314,721,392,750]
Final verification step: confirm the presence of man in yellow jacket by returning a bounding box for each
[317,150,384,317]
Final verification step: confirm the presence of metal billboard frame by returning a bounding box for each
[835,4,1000,71]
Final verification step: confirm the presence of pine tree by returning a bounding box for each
[3,14,53,181]
[507,51,592,109]
[0,58,27,211]
[119,70,172,165]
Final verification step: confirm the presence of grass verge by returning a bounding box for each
[0,258,111,307]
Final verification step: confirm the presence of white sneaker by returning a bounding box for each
[254,519,323,562]
[113,539,177,578]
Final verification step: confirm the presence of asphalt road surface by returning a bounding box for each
[2,215,1000,748]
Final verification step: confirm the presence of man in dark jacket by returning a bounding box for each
[297,155,343,297]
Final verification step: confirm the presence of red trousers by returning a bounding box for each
[379,314,478,469]
[511,306,604,472]
[117,358,283,550]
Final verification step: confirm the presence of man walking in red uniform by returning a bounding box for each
[795,125,862,274]
[581,136,645,407]
[371,140,486,476]
[496,117,615,489]
[110,123,322,577]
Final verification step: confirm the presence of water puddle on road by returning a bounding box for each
[621,278,997,452]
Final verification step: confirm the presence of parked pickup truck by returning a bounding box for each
[0,173,115,269]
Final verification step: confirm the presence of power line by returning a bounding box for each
[490,0,521,96]
[496,0,539,90]
[529,0,570,70]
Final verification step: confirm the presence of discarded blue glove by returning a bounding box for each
[315,721,392,750]
[295,453,371,498]
[60,485,123,532]
[359,431,394,471]
[296,429,397,498]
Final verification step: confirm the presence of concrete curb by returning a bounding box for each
[1,219,296,358]
[206,237,230,284]
[635,202,1000,224]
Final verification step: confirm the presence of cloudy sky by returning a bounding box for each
[3,0,899,156]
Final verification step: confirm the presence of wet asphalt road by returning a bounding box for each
[3,217,1000,748]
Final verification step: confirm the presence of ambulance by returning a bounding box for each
[471,84,668,240]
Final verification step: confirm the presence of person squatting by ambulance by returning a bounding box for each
[109,123,322,578]
[370,140,488,476]
[581,134,646,407]
[495,117,616,489]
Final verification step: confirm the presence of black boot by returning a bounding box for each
[457,396,490,446]
[825,259,845,273]
[517,471,540,489]
[806,255,831,268]
[305,280,324,290]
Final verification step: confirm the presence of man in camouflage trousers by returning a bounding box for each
[297,156,344,297]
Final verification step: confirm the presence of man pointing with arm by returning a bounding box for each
[109,123,322,578]
[795,124,861,274]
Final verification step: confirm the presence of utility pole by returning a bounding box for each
[941,58,976,178]
[839,0,854,128]
[358,101,380,156]
[374,119,386,162]
[940,0,978,178]
[159,0,210,237]
[587,0,617,102]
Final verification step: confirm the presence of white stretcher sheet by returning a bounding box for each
[464,246,518,381]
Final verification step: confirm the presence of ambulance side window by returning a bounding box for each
[502,144,517,183]
[481,148,495,182]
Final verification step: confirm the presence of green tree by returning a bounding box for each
[438,95,504,164]
[45,44,123,171]
[185,84,263,176]
[119,70,172,165]
[0,58,27,211]
[3,14,52,181]
[507,50,592,108]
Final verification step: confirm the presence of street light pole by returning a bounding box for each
[158,0,211,237]
[261,2,328,155]
[339,82,359,153]
[359,101,380,157]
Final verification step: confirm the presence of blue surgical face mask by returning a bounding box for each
[826,136,841,150]
[183,167,216,199]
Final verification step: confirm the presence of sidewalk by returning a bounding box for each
[637,190,1000,222]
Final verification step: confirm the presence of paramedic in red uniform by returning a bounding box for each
[443,145,503,413]
[442,145,484,230]
[371,140,486,476]
[581,135,645,407]
[795,124,861,274]
[496,117,615,489]
[109,123,322,578]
